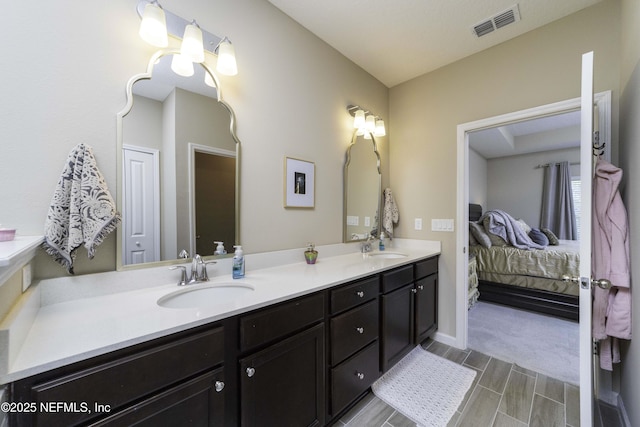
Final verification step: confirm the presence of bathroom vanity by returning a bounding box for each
[3,244,439,426]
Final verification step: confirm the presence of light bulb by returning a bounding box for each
[171,54,194,77]
[365,115,376,132]
[139,2,168,47]
[181,22,205,63]
[353,109,365,129]
[375,119,386,137]
[216,38,238,76]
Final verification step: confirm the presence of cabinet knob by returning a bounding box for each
[411,288,417,294]
[215,381,225,392]
[356,372,365,380]
[418,285,424,290]
[356,291,365,298]
[246,367,256,377]
[355,327,364,334]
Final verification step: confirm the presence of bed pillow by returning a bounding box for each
[469,222,491,248]
[516,218,532,234]
[541,228,560,245]
[469,227,479,246]
[486,231,508,247]
[528,228,549,246]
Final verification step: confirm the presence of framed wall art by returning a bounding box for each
[284,157,315,208]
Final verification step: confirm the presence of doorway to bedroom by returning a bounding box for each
[455,92,611,384]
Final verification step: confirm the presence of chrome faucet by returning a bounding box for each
[360,235,376,253]
[170,254,216,286]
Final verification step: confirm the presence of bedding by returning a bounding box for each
[470,240,580,296]
[468,204,580,319]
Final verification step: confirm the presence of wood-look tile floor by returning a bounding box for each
[334,339,583,427]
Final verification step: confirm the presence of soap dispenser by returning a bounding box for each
[232,245,245,279]
[214,241,226,255]
[379,232,386,251]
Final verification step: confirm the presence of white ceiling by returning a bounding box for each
[468,110,581,159]
[267,0,602,87]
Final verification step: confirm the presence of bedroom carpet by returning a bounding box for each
[467,302,580,384]
[371,346,476,426]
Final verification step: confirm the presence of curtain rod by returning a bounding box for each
[534,161,580,169]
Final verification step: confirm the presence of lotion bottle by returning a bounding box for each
[232,245,245,279]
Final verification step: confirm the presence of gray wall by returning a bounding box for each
[389,0,620,343]
[0,0,388,278]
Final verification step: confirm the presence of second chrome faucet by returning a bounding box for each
[170,254,216,286]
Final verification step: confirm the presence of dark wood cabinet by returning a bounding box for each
[11,325,227,427]
[381,282,415,372]
[9,255,438,427]
[90,368,225,427]
[381,255,439,373]
[239,324,325,427]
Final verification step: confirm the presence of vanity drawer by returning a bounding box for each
[331,300,378,365]
[331,276,379,314]
[381,264,414,293]
[20,326,224,427]
[415,256,438,280]
[331,341,380,416]
[240,293,324,351]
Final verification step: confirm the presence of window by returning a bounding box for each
[571,177,581,240]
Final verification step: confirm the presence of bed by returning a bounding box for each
[469,204,580,321]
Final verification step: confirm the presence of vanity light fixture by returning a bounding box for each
[139,0,168,47]
[347,104,386,138]
[136,0,238,77]
[215,37,238,76]
[375,119,386,137]
[180,20,205,63]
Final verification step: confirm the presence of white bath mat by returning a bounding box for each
[372,346,476,427]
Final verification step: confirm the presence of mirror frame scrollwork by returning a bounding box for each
[343,130,382,242]
[116,49,241,270]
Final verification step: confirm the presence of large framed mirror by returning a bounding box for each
[117,50,240,269]
[343,132,382,242]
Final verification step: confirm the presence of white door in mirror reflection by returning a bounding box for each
[123,146,160,264]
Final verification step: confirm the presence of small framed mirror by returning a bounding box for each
[343,132,382,242]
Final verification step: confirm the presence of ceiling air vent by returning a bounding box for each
[471,4,521,38]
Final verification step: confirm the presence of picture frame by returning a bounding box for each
[284,157,315,208]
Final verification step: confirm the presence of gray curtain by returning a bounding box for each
[540,161,578,240]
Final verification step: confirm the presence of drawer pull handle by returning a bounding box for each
[355,327,364,334]
[356,372,365,380]
[215,381,225,392]
[246,367,256,377]
[356,291,365,298]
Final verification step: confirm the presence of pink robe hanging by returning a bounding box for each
[591,158,632,371]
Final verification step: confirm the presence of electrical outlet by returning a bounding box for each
[414,218,423,230]
[364,216,371,227]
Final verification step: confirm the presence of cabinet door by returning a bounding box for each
[381,283,414,372]
[90,368,225,427]
[239,324,325,427]
[414,274,438,344]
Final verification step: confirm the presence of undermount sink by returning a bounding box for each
[158,283,254,309]
[366,252,408,259]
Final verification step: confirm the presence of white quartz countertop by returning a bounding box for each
[0,241,440,384]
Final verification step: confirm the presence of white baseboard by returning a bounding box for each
[433,331,458,348]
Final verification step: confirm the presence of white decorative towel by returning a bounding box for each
[43,144,120,274]
[383,188,399,239]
